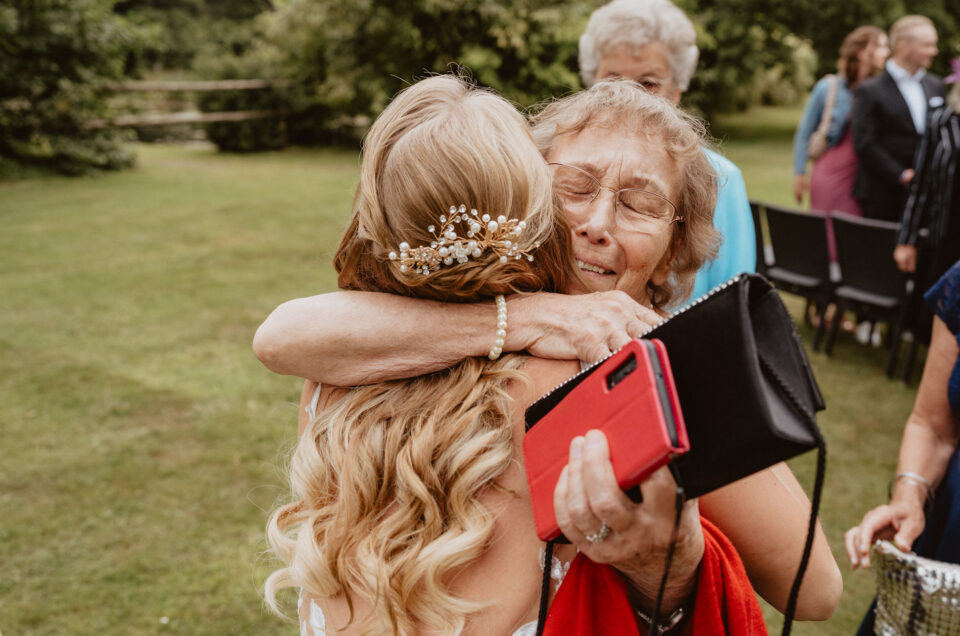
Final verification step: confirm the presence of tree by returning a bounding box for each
[256,0,592,145]
[0,1,139,175]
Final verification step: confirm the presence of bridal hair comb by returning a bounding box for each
[388,205,538,275]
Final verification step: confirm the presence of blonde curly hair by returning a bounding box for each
[265,75,574,634]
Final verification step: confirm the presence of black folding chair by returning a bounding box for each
[749,200,769,277]
[825,212,915,378]
[763,204,833,349]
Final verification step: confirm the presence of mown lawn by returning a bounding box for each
[0,107,921,635]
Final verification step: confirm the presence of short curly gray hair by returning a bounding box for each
[579,0,699,91]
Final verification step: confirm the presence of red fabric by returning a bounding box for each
[541,516,768,636]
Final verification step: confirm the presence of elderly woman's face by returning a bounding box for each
[547,126,679,307]
[596,43,682,105]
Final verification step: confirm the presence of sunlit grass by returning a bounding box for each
[0,110,921,634]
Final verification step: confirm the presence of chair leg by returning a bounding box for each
[813,302,831,351]
[901,337,920,384]
[824,303,843,355]
[884,320,904,379]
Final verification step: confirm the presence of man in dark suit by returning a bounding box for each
[852,15,943,222]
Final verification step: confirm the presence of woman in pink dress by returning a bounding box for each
[794,27,890,220]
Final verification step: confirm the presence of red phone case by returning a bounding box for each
[522,338,689,541]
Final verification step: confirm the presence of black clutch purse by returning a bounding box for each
[650,273,826,635]
[646,273,825,498]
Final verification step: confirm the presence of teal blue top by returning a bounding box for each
[689,148,756,302]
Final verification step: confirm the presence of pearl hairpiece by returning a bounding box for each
[388,205,538,276]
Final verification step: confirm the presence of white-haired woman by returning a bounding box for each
[257,80,842,633]
[578,0,755,300]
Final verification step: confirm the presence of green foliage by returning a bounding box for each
[746,0,960,80]
[0,1,139,176]
[673,1,817,117]
[114,0,271,71]
[257,0,591,145]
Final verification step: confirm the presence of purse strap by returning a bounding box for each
[815,75,839,142]
[535,541,554,636]
[757,353,827,636]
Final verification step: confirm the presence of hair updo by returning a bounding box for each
[334,75,574,301]
[267,76,575,635]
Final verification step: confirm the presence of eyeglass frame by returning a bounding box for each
[547,162,684,229]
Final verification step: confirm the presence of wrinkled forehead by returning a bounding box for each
[547,125,677,199]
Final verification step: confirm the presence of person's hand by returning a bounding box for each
[793,174,807,204]
[893,244,917,273]
[900,168,916,185]
[843,498,926,569]
[509,291,663,363]
[554,430,703,611]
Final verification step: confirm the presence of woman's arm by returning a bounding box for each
[845,317,960,567]
[254,290,662,384]
[699,462,842,620]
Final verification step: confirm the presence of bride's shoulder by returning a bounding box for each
[517,357,583,405]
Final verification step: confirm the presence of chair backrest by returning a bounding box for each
[764,204,830,280]
[749,200,769,275]
[831,212,907,298]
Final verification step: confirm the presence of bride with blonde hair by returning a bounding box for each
[265,75,583,635]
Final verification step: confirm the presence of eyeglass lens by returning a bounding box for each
[549,163,677,231]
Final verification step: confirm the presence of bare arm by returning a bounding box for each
[254,290,663,384]
[845,317,960,567]
[700,463,842,620]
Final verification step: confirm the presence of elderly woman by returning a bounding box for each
[255,79,842,630]
[578,0,756,299]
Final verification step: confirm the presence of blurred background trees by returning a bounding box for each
[2,0,959,173]
[0,0,139,175]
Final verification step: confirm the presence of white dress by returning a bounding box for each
[299,386,571,636]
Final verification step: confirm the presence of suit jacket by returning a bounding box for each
[852,70,943,221]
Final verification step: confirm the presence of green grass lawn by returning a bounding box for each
[0,107,921,635]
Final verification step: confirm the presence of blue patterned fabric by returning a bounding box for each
[924,259,960,417]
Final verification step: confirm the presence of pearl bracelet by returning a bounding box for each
[489,294,507,360]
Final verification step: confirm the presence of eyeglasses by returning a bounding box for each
[548,162,683,232]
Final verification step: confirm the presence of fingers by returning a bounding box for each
[580,430,635,532]
[581,341,612,364]
[607,330,634,353]
[844,506,901,569]
[636,464,683,517]
[893,516,924,552]
[844,525,866,569]
[558,437,604,542]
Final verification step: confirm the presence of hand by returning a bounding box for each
[843,498,926,569]
[554,430,703,612]
[893,244,917,273]
[793,174,807,204]
[509,291,664,363]
[900,168,915,185]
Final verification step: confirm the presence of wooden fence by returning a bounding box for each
[84,79,288,130]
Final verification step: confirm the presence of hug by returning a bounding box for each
[256,73,841,635]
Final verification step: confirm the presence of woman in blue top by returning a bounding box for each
[845,259,960,632]
[793,26,889,216]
